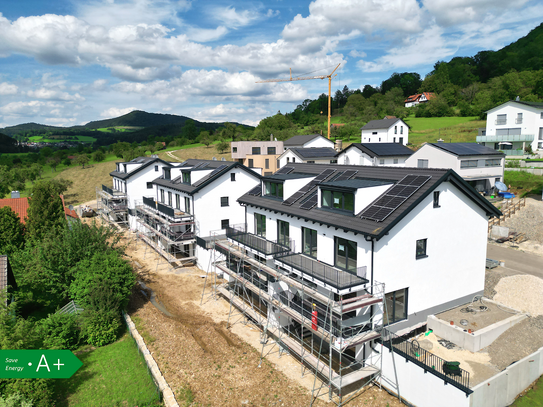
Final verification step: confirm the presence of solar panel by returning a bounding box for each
[282,168,337,206]
[248,185,262,196]
[210,164,228,176]
[192,162,209,169]
[335,170,358,181]
[299,191,318,210]
[275,166,295,175]
[327,171,345,182]
[359,174,431,222]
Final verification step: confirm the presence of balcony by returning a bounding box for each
[476,134,534,143]
[141,196,192,222]
[274,253,368,292]
[101,184,126,197]
[226,225,291,258]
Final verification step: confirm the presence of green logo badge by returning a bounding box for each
[0,350,83,379]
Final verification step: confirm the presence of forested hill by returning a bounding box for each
[81,110,195,129]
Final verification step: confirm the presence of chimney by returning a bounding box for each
[11,191,20,198]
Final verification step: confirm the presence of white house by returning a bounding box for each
[136,159,261,270]
[206,162,499,405]
[477,100,543,155]
[405,142,505,193]
[277,147,337,168]
[404,92,435,108]
[337,143,413,166]
[101,156,173,228]
[360,118,409,145]
[283,134,335,151]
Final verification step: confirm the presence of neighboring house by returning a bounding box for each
[208,162,499,405]
[0,197,29,223]
[0,256,17,305]
[405,142,505,193]
[102,156,173,228]
[477,100,543,155]
[404,92,436,108]
[231,141,283,176]
[136,159,261,270]
[361,118,409,145]
[60,195,80,224]
[277,147,338,167]
[283,134,335,150]
[337,143,414,166]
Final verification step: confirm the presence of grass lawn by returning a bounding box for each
[54,330,161,407]
[404,116,484,147]
[513,375,543,406]
[504,171,543,197]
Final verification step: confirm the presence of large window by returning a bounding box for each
[160,189,165,203]
[175,194,180,209]
[417,159,428,168]
[485,159,501,167]
[182,172,191,184]
[335,237,357,272]
[302,227,317,258]
[252,147,261,155]
[167,191,172,207]
[221,219,229,229]
[184,197,191,214]
[321,189,354,212]
[255,213,266,237]
[460,160,478,168]
[496,114,506,125]
[264,181,283,199]
[277,220,289,247]
[248,159,254,168]
[384,288,408,325]
[267,147,276,155]
[416,238,427,259]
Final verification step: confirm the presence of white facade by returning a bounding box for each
[337,148,408,166]
[405,144,505,192]
[283,134,335,151]
[479,100,543,154]
[278,149,337,168]
[361,119,409,145]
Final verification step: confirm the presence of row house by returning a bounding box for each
[337,143,413,166]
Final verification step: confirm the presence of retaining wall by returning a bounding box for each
[505,168,543,175]
[123,312,179,407]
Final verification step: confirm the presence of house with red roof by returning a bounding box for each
[404,92,436,108]
[0,195,78,224]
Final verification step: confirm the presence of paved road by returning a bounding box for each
[487,243,543,278]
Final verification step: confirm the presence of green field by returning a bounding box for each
[54,330,161,406]
[404,116,484,146]
[95,126,141,133]
[28,135,96,143]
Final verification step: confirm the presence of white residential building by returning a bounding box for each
[277,147,338,167]
[477,100,543,155]
[405,143,505,193]
[283,134,335,150]
[337,143,413,166]
[360,118,409,145]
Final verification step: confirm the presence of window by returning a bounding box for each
[264,181,283,199]
[182,172,191,184]
[155,165,159,172]
[160,189,165,203]
[175,194,180,209]
[221,219,229,229]
[399,137,403,144]
[164,168,171,180]
[372,131,377,135]
[321,189,354,212]
[147,182,153,189]
[292,157,296,163]
[252,147,261,155]
[335,237,357,272]
[231,173,236,181]
[393,137,396,143]
[168,191,172,206]
[496,114,506,125]
[416,238,427,259]
[394,126,397,134]
[400,126,403,134]
[433,191,440,208]
[379,138,381,142]
[233,147,237,153]
[184,197,191,214]
[302,227,317,258]
[379,159,385,165]
[277,220,289,247]
[384,288,408,325]
[516,113,523,124]
[267,147,276,155]
[485,159,501,167]
[255,213,266,237]
[265,159,269,169]
[460,160,478,168]
[417,159,428,168]
[248,159,254,168]
[221,196,229,207]
[286,157,290,163]
[393,158,398,164]
[330,159,337,164]
[307,160,315,163]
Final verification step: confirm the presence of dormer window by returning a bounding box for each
[182,172,191,184]
[321,189,354,212]
[264,181,283,199]
[163,168,171,180]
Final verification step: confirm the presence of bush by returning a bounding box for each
[0,379,54,407]
[80,309,121,346]
[0,392,33,407]
[505,160,520,168]
[36,312,81,350]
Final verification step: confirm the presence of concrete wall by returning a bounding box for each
[243,154,280,175]
[506,167,543,175]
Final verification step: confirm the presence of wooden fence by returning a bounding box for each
[488,197,526,231]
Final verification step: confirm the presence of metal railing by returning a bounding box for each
[157,202,174,218]
[226,224,291,256]
[476,134,534,142]
[274,252,368,290]
[102,184,114,195]
[380,328,472,394]
[143,196,156,210]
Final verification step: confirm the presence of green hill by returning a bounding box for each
[81,110,194,129]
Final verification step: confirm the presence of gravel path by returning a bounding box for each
[493,275,543,316]
[499,197,543,243]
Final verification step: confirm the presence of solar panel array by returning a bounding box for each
[282,168,336,206]
[299,191,318,210]
[359,174,432,222]
[248,185,262,196]
[335,170,358,181]
[275,166,295,175]
[192,162,209,169]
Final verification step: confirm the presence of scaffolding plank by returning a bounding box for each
[330,366,379,388]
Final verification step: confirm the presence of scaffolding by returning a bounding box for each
[201,224,398,406]
[95,185,129,229]
[134,197,198,270]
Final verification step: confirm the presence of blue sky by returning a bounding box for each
[0,0,542,128]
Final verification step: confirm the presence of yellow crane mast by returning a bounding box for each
[256,63,341,140]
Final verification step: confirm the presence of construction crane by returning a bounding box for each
[256,63,341,140]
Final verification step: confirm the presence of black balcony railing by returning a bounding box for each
[157,202,174,218]
[379,328,472,395]
[274,253,368,291]
[226,225,291,256]
[102,185,114,195]
[143,196,156,210]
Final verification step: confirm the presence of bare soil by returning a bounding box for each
[121,231,402,407]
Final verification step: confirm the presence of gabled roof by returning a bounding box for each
[284,134,330,146]
[340,143,414,158]
[360,118,409,131]
[60,195,79,220]
[486,100,543,113]
[287,148,338,160]
[153,160,261,195]
[110,157,173,180]
[404,92,436,103]
[239,163,500,241]
[0,197,29,223]
[427,143,505,157]
[0,255,17,295]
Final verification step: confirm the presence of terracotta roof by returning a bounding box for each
[405,92,436,103]
[60,195,79,220]
[0,197,29,223]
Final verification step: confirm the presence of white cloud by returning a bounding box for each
[100,107,139,118]
[212,6,261,28]
[194,103,269,126]
[0,82,17,95]
[0,100,63,117]
[349,50,366,58]
[27,88,84,101]
[186,26,228,42]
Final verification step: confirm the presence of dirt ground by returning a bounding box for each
[118,230,403,407]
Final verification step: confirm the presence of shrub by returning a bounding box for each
[0,392,33,407]
[80,309,121,346]
[505,160,520,168]
[0,379,53,407]
[36,312,81,350]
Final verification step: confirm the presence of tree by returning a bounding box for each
[26,179,72,241]
[47,156,60,172]
[198,131,212,147]
[75,154,89,169]
[122,149,138,161]
[0,207,25,254]
[92,150,105,162]
[216,140,229,154]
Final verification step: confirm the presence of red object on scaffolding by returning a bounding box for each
[311,310,318,331]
